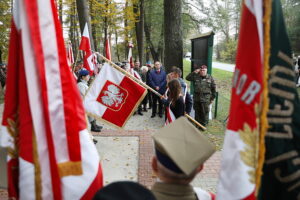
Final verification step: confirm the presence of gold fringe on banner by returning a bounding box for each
[256,0,272,195]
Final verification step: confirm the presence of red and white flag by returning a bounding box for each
[128,42,134,68]
[165,105,176,126]
[0,0,103,199]
[105,38,111,60]
[66,42,74,67]
[79,23,95,73]
[216,1,263,199]
[84,63,147,128]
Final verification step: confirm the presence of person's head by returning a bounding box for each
[92,181,156,200]
[152,117,215,185]
[170,66,182,79]
[154,61,161,71]
[140,66,148,74]
[167,79,181,104]
[134,61,140,69]
[199,65,208,77]
[78,69,90,82]
[75,61,83,72]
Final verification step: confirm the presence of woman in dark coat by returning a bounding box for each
[161,79,185,119]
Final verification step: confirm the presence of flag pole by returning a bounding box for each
[96,52,206,131]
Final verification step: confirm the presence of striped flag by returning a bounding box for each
[84,63,147,128]
[0,0,103,199]
[79,23,95,73]
[165,105,176,126]
[216,0,264,199]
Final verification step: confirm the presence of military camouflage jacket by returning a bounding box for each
[186,72,216,103]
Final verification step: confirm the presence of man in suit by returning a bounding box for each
[148,61,167,118]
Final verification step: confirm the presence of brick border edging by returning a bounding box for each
[93,129,156,188]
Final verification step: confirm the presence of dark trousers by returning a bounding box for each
[147,90,152,108]
[152,93,163,115]
[193,102,209,126]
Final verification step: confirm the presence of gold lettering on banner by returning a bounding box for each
[269,65,295,100]
[267,117,292,124]
[278,51,294,67]
[293,158,300,166]
[265,151,298,165]
[268,100,294,116]
[275,168,300,183]
[270,65,295,77]
[266,125,292,139]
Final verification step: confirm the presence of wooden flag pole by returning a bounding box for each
[96,52,206,131]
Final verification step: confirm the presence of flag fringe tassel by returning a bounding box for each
[256,0,272,195]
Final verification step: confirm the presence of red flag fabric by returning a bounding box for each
[216,1,263,199]
[79,23,94,73]
[165,106,176,126]
[84,63,147,128]
[105,38,111,60]
[0,0,103,199]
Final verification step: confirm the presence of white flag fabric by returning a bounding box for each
[84,63,147,128]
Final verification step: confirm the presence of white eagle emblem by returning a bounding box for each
[101,84,124,107]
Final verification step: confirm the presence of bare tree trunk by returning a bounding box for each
[144,12,162,62]
[89,0,98,52]
[76,0,94,50]
[164,0,182,73]
[124,0,129,60]
[103,0,109,56]
[115,29,120,61]
[134,0,145,65]
[0,48,2,64]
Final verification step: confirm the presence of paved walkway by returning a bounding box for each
[0,105,222,199]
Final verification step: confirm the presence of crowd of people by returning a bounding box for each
[73,58,217,128]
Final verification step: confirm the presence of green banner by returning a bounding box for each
[259,0,300,199]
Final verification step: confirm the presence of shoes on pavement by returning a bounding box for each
[151,114,156,118]
[93,138,98,144]
[91,121,101,132]
[158,114,163,118]
[138,111,143,116]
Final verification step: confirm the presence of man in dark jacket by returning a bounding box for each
[148,61,167,118]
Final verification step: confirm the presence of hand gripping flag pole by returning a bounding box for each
[95,53,206,131]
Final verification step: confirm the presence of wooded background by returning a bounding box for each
[0,0,299,72]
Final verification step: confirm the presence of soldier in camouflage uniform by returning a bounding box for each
[186,65,216,126]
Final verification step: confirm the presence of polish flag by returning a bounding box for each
[105,38,111,60]
[165,106,176,126]
[84,63,147,128]
[128,42,134,68]
[66,42,74,67]
[0,0,103,199]
[216,1,263,199]
[79,23,94,73]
